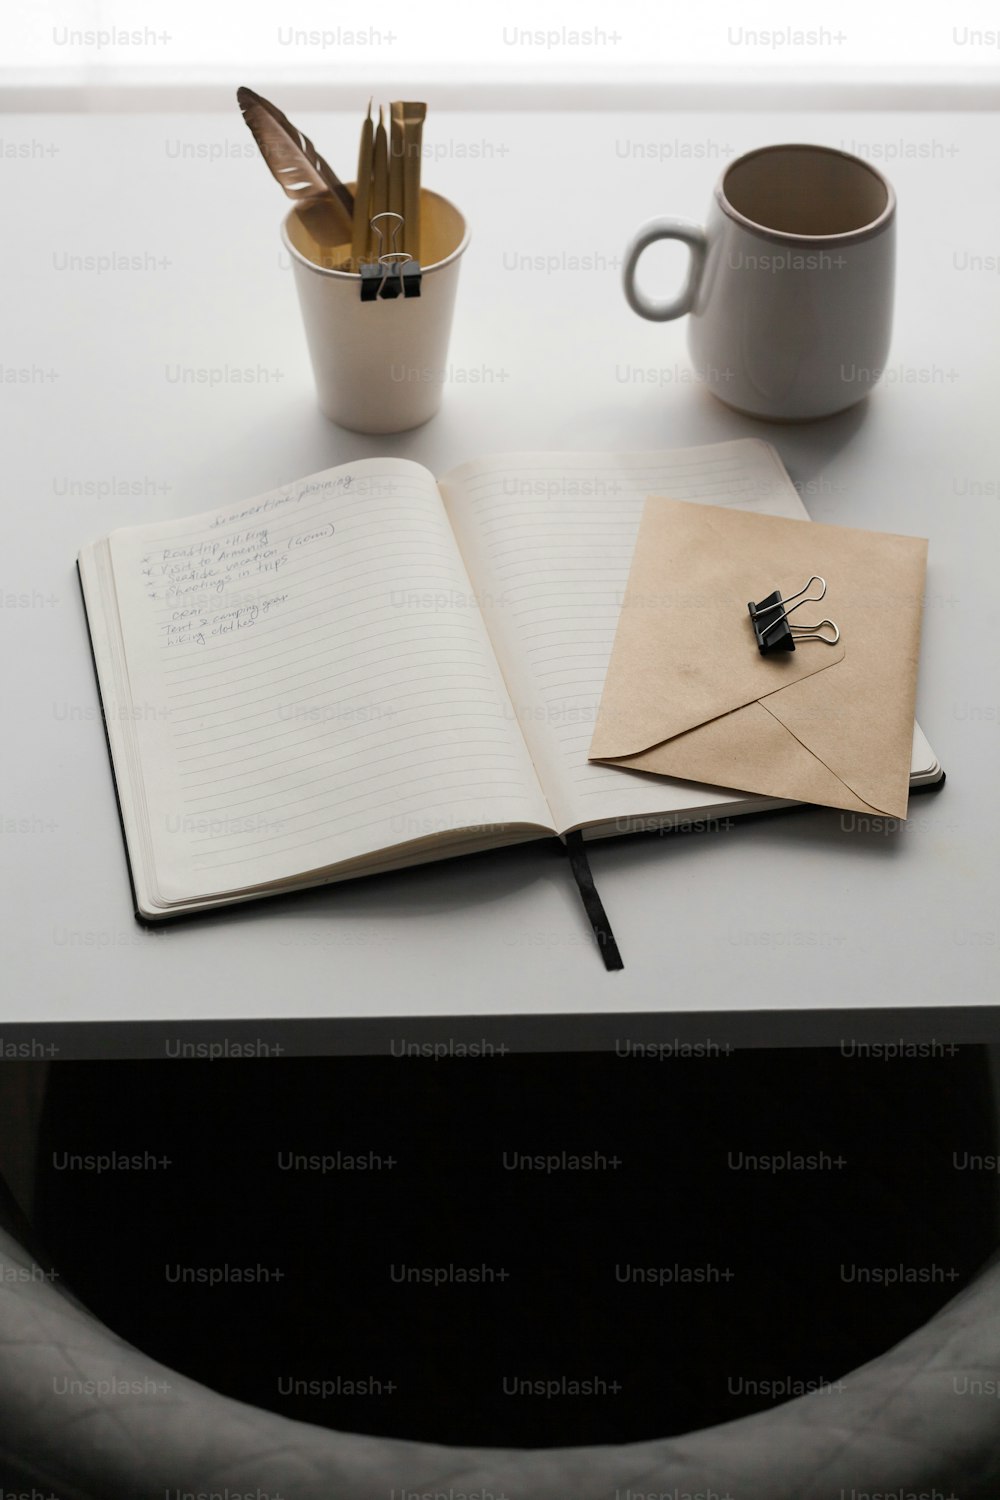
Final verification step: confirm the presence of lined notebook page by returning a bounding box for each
[440,443,807,833]
[106,459,551,905]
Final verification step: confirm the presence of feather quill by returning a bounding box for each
[237,86,354,236]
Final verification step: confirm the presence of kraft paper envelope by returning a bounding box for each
[589,499,928,819]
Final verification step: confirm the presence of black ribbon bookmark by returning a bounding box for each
[564,832,624,971]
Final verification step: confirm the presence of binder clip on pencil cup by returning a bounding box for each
[748,576,841,655]
[238,88,468,434]
[360,213,422,302]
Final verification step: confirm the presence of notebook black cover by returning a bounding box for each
[76,561,947,934]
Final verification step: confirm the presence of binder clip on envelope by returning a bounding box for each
[589,499,928,821]
[748,576,840,654]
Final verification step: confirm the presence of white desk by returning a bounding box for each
[1,109,998,1039]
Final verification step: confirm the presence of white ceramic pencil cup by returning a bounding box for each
[282,188,469,435]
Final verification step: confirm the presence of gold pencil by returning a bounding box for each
[372,105,388,252]
[351,97,374,268]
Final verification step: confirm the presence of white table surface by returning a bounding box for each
[1,109,998,1039]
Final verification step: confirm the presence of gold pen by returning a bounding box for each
[389,101,404,222]
[398,102,426,259]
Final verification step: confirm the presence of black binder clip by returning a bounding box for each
[360,211,423,301]
[401,260,422,298]
[748,575,840,654]
[359,262,384,301]
[379,263,402,299]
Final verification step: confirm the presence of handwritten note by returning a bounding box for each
[107,459,550,903]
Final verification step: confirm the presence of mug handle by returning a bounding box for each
[622,217,707,322]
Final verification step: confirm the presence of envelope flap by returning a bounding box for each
[757,528,927,819]
[589,499,846,760]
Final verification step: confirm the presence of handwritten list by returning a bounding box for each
[108,459,551,903]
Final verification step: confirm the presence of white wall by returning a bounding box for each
[3,0,1000,108]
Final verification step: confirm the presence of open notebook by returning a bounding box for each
[79,440,942,920]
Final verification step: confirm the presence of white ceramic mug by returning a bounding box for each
[622,143,896,421]
[282,187,469,434]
